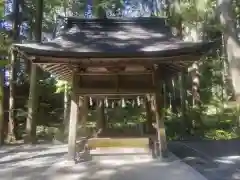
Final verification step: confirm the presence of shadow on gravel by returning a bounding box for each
[0,151,66,165]
[169,140,240,180]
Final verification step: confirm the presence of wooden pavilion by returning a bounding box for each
[13,17,214,161]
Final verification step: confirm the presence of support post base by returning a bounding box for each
[151,141,168,159]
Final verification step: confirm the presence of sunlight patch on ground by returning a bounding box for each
[232,171,240,180]
[214,156,240,164]
[50,173,88,180]
[0,152,29,161]
[98,157,152,166]
[91,169,117,178]
[15,156,58,167]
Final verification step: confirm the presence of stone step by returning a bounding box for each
[91,147,150,155]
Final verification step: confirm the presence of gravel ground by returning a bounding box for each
[0,144,206,180]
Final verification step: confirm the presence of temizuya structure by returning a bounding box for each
[13,17,213,161]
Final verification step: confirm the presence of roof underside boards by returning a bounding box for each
[41,64,73,81]
[13,17,215,81]
[38,60,192,82]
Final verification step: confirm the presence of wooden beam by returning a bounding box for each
[78,93,147,96]
[77,74,154,92]
[68,73,79,161]
[33,54,201,65]
[77,88,156,95]
[105,95,141,99]
[77,71,152,76]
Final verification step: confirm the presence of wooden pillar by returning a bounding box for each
[170,77,178,113]
[63,83,70,137]
[163,81,167,113]
[180,70,188,136]
[152,66,167,158]
[145,94,153,134]
[67,75,79,161]
[152,93,167,157]
[96,99,105,132]
[79,96,88,135]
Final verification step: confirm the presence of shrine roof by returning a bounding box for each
[13,17,214,60]
[12,17,216,82]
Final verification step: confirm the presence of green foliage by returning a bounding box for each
[68,0,87,16]
[0,0,4,19]
[93,0,124,16]
[9,0,71,37]
[0,29,12,57]
[55,80,70,93]
[36,126,58,141]
[169,0,216,24]
[205,129,238,140]
[0,60,9,67]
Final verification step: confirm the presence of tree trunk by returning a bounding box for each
[191,62,201,106]
[221,33,234,100]
[217,0,240,99]
[0,70,4,145]
[63,0,70,16]
[25,20,34,75]
[8,0,20,143]
[217,0,240,126]
[25,0,43,143]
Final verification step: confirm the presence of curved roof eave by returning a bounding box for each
[13,40,215,61]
